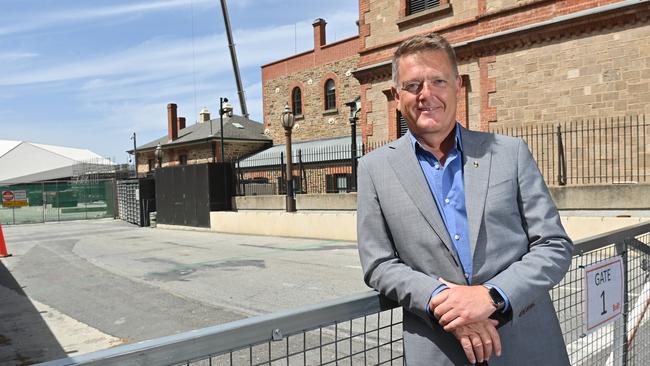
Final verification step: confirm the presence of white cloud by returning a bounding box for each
[0,52,39,61]
[0,0,216,36]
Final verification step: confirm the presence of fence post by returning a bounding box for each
[613,239,630,366]
[556,124,567,186]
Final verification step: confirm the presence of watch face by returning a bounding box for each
[489,288,505,309]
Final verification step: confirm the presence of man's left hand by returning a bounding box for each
[430,278,495,332]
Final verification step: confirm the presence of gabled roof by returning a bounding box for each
[238,135,362,168]
[136,115,271,151]
[0,140,113,184]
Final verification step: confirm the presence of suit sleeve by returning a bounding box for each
[357,158,440,325]
[487,138,574,322]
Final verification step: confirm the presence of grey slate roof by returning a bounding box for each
[137,115,271,151]
[238,135,362,168]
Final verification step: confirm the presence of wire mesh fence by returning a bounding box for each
[0,179,116,225]
[40,223,650,366]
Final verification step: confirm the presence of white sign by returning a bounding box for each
[584,256,624,333]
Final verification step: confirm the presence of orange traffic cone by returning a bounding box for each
[0,223,11,258]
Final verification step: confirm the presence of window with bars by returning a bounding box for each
[408,0,441,15]
[397,111,409,137]
[148,159,155,171]
[324,79,336,110]
[291,87,302,115]
[179,154,187,165]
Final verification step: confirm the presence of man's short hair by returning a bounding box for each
[392,32,458,85]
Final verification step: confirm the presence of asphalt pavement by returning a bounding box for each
[0,219,368,365]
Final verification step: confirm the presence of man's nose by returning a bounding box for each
[417,81,436,100]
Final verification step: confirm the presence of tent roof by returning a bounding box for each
[0,140,114,184]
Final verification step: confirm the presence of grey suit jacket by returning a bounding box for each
[357,127,573,366]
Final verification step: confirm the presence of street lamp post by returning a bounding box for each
[131,132,137,177]
[281,104,296,212]
[154,142,163,169]
[346,97,361,192]
[219,97,233,162]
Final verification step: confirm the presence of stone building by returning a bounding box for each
[134,103,271,176]
[354,0,650,141]
[261,18,361,143]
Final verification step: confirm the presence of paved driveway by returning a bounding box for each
[0,219,367,364]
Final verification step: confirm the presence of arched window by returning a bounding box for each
[324,79,336,110]
[291,87,302,115]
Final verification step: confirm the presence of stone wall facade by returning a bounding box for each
[354,0,650,144]
[263,55,361,143]
[491,23,650,127]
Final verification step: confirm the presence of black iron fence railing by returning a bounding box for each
[235,115,649,196]
[235,141,388,196]
[491,115,649,186]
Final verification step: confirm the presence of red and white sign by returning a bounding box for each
[2,190,28,207]
[2,191,14,202]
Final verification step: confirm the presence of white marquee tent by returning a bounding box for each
[0,140,115,185]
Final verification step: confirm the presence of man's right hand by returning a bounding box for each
[451,319,502,364]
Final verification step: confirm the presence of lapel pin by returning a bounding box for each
[473,161,479,168]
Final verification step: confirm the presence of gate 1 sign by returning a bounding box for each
[584,256,624,333]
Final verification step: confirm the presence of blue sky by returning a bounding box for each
[1,0,359,163]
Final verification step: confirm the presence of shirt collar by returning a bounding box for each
[409,122,464,155]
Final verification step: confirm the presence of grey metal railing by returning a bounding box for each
[39,222,650,366]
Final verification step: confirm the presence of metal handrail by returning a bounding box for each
[38,221,650,366]
[38,292,398,366]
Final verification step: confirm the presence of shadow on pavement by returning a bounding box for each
[0,259,67,365]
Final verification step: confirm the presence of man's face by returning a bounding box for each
[392,50,461,140]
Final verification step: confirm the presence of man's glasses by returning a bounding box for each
[400,77,451,94]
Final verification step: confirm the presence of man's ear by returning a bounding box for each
[455,75,462,98]
[391,86,400,110]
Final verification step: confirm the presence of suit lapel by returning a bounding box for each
[460,127,492,256]
[387,133,455,253]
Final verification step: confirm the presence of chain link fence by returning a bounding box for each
[0,180,116,225]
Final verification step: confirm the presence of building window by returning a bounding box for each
[148,159,155,171]
[292,87,302,115]
[324,79,336,110]
[408,0,441,15]
[326,173,351,193]
[179,154,188,165]
[397,111,409,137]
[277,176,304,194]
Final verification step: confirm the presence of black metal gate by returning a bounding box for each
[155,163,233,228]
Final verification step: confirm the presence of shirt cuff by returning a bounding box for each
[426,284,449,319]
[484,283,510,313]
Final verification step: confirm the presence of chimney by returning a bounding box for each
[199,107,210,123]
[167,103,178,141]
[313,18,326,50]
[177,116,186,131]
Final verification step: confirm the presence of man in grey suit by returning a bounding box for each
[356,33,573,365]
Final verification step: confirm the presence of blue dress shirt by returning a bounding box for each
[411,124,510,313]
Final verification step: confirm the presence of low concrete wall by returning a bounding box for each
[549,184,650,210]
[211,211,357,241]
[234,184,650,211]
[233,193,357,211]
[210,210,649,242]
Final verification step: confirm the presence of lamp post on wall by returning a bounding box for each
[154,142,163,169]
[346,97,361,192]
[281,104,296,212]
[219,97,234,162]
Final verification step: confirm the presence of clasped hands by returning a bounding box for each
[429,278,502,364]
